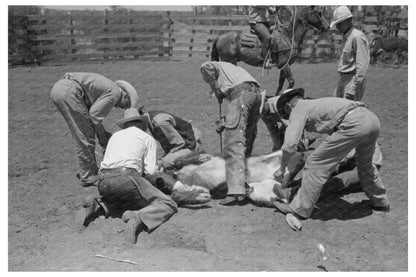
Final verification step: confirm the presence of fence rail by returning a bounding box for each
[8,9,408,65]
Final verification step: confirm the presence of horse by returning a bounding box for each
[370,36,408,65]
[211,6,329,95]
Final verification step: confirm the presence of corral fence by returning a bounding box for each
[8,8,408,66]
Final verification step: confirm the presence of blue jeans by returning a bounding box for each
[98,168,177,233]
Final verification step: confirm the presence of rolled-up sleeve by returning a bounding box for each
[200,61,219,88]
[281,111,308,154]
[143,137,158,176]
[89,90,117,125]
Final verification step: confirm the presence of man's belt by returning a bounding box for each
[339,71,355,75]
[62,73,92,109]
[99,167,139,178]
[333,104,367,131]
[227,82,260,101]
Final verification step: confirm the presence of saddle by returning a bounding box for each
[240,28,291,54]
[240,30,261,49]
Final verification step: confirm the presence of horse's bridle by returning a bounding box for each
[299,9,326,33]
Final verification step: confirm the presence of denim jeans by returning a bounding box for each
[289,107,389,218]
[223,88,262,195]
[98,168,177,233]
[51,79,99,184]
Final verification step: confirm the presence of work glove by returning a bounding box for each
[215,116,226,134]
[214,90,226,104]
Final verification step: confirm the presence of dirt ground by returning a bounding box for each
[8,59,408,271]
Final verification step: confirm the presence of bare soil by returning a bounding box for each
[8,60,408,271]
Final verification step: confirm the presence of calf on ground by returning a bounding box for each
[174,150,306,207]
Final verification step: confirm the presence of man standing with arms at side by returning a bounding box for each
[331,6,370,101]
[200,61,262,206]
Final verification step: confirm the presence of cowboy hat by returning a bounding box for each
[115,80,139,100]
[116,108,148,129]
[276,88,305,120]
[330,6,353,29]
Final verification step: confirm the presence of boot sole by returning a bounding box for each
[74,209,87,233]
[126,218,139,244]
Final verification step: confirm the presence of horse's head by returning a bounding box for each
[300,6,330,33]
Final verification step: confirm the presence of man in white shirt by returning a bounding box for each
[75,108,177,244]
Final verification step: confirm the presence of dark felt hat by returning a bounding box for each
[276,88,305,119]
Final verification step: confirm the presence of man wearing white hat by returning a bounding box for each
[51,72,140,187]
[75,108,177,244]
[271,88,390,231]
[331,6,370,101]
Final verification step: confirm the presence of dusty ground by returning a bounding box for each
[8,59,408,271]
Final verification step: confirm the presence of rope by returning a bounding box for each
[279,6,297,71]
[261,6,297,76]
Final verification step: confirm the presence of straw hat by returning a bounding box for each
[116,108,147,128]
[115,80,139,100]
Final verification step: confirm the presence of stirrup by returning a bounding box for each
[262,51,274,75]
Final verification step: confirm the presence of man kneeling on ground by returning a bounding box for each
[75,108,177,244]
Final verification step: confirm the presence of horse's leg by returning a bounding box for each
[276,69,287,95]
[285,66,295,89]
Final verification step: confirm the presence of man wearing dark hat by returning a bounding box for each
[75,108,177,244]
[271,88,390,231]
[51,73,140,187]
[200,61,263,206]
[136,107,205,170]
[331,6,370,101]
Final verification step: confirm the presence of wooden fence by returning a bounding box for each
[8,9,408,66]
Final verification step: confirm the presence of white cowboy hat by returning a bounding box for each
[115,80,139,100]
[330,6,353,29]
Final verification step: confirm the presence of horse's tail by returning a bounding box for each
[211,36,220,61]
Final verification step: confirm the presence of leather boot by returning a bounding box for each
[122,211,145,244]
[74,195,103,232]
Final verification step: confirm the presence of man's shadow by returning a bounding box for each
[310,185,373,221]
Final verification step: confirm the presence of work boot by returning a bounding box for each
[273,201,295,214]
[371,203,391,212]
[74,195,103,232]
[77,174,99,187]
[273,202,304,231]
[122,211,145,244]
[285,214,303,231]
